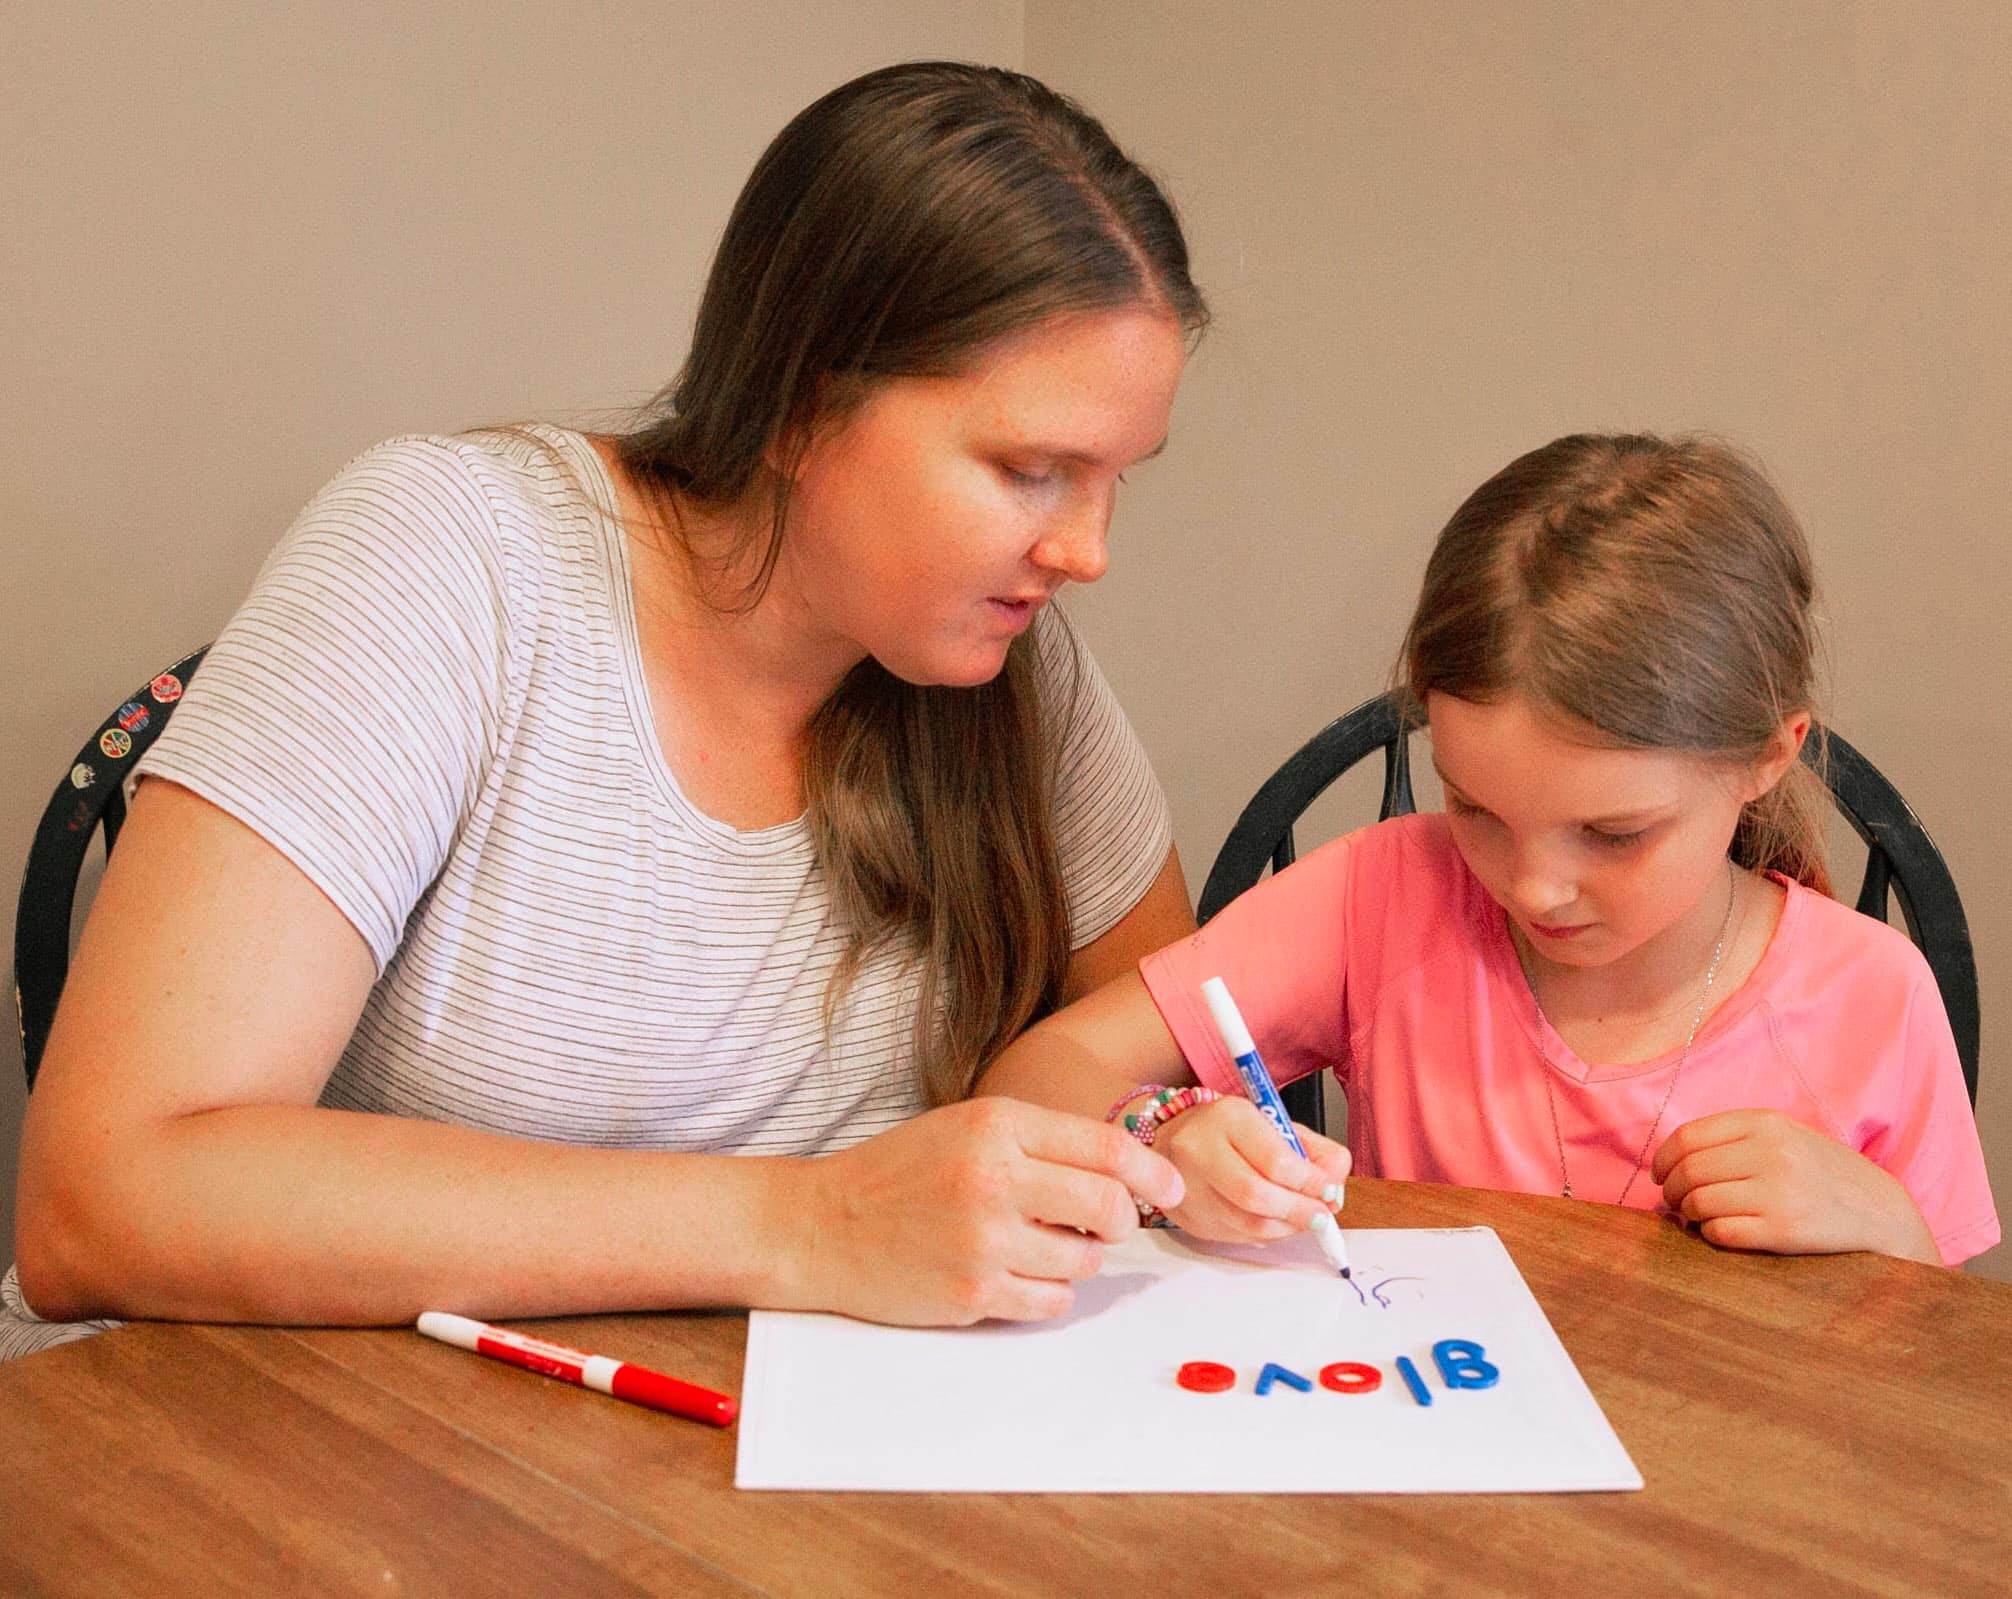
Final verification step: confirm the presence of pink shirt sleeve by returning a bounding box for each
[1863,962,1998,1265]
[1140,830,1360,1097]
[1760,888,1997,1266]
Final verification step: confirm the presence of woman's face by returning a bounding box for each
[774,306,1187,687]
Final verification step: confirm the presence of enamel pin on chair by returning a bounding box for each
[14,647,210,1088]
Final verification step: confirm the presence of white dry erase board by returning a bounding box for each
[736,1226,1641,1493]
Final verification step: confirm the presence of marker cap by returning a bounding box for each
[612,1363,740,1426]
[1200,977,1255,1059]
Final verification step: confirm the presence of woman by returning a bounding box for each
[8,62,1203,1355]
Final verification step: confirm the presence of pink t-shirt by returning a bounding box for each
[1141,814,1998,1266]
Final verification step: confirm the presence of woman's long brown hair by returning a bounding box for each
[616,63,1207,1105]
[1402,433,1833,895]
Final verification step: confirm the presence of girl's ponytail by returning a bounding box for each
[1733,735,1833,897]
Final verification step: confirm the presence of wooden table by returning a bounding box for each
[3,1179,2006,1597]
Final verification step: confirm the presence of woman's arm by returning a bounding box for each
[17,780,1180,1328]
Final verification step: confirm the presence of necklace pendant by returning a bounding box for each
[1561,1181,1573,1200]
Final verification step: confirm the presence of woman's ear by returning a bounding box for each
[1744,710,1813,802]
[762,421,807,482]
[765,377,865,480]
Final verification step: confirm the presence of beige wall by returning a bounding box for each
[1028,0,2009,1279]
[6,2,2005,1284]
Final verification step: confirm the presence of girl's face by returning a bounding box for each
[1426,691,1802,982]
[772,307,1186,688]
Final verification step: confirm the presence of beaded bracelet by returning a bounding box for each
[1117,1085,1221,1148]
[1106,1084,1222,1225]
[1103,1084,1168,1125]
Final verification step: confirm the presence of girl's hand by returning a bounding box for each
[1154,1097,1352,1244]
[1651,1109,1940,1264]
[795,1097,1185,1326]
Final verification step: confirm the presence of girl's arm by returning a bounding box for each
[17,779,1181,1329]
[1055,847,1199,1008]
[977,967,1348,1241]
[1650,1112,1941,1265]
[980,844,1196,1121]
[981,968,1196,1119]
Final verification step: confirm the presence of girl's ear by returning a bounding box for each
[1744,711,1812,802]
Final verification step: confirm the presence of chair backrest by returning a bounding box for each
[1196,690,1981,1137]
[14,647,210,1089]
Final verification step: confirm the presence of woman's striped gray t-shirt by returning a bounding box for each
[149,425,1170,1154]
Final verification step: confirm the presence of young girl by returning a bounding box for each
[982,433,1998,1267]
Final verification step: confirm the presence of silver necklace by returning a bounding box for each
[1532,859,1738,1206]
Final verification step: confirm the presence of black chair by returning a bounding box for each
[14,647,210,1089]
[1196,690,1981,1137]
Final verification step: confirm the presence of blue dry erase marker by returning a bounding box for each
[1200,976,1352,1278]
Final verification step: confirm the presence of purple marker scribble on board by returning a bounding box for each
[1340,1270,1428,1309]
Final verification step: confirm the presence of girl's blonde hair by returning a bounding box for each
[1401,432,1832,895]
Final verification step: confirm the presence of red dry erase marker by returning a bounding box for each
[416,1311,738,1427]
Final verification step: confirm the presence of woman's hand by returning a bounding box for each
[791,1097,1185,1326]
[1152,1097,1351,1244]
[1652,1109,1940,1264]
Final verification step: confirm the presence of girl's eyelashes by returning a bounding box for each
[1447,790,1649,849]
